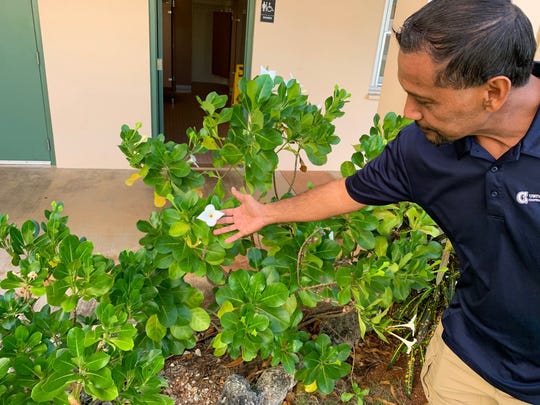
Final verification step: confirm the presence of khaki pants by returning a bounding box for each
[421,323,531,405]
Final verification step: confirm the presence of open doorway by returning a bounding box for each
[161,0,247,145]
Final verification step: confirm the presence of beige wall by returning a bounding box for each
[251,1,386,171]
[38,0,152,169]
[378,0,540,118]
[515,0,540,60]
[377,0,425,118]
[36,0,540,170]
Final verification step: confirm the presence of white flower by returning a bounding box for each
[27,271,38,280]
[260,66,276,80]
[197,204,225,227]
[388,331,417,354]
[328,231,335,241]
[391,313,417,336]
[187,154,199,167]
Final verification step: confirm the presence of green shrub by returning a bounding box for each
[0,72,456,402]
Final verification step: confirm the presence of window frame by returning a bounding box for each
[369,0,397,97]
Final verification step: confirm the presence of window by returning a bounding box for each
[369,0,397,96]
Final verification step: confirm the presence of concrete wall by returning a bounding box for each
[37,0,152,169]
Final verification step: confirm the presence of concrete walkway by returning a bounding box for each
[0,166,340,280]
[0,166,154,257]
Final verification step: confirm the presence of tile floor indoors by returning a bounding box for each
[0,165,340,280]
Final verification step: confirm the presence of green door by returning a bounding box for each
[0,0,53,163]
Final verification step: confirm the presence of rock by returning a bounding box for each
[218,374,258,405]
[218,367,295,405]
[319,310,361,346]
[256,367,296,405]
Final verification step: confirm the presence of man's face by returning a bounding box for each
[397,51,488,145]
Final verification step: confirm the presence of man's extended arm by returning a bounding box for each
[214,178,365,243]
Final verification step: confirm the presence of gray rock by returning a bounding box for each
[319,310,361,346]
[218,374,259,405]
[255,367,295,405]
[218,367,295,405]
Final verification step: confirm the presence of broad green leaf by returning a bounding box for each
[317,239,341,260]
[340,161,356,177]
[353,228,376,250]
[374,236,389,257]
[156,292,178,328]
[146,314,167,342]
[52,349,74,373]
[61,294,79,313]
[21,220,39,244]
[58,235,79,263]
[189,307,211,331]
[0,358,10,376]
[204,242,226,265]
[169,161,191,178]
[14,324,29,341]
[256,74,274,103]
[8,227,24,254]
[84,368,118,401]
[85,270,114,297]
[256,127,282,150]
[168,261,186,280]
[217,300,234,318]
[170,324,193,341]
[31,372,77,402]
[169,221,190,237]
[297,290,319,307]
[247,247,266,269]
[0,271,23,289]
[85,352,110,372]
[260,306,290,332]
[76,240,94,261]
[108,324,137,351]
[248,272,266,298]
[12,356,34,376]
[212,333,228,357]
[67,327,85,358]
[228,270,251,299]
[259,283,289,307]
[201,136,219,150]
[220,143,243,164]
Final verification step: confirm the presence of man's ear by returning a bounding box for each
[483,76,511,112]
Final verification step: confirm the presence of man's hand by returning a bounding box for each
[214,179,365,244]
[214,187,269,244]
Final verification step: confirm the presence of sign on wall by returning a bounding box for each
[260,0,276,23]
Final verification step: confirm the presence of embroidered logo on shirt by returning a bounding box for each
[516,191,540,204]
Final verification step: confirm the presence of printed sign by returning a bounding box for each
[261,0,276,23]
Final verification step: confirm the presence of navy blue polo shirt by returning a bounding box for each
[345,103,540,400]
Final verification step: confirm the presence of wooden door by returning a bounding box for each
[212,10,232,78]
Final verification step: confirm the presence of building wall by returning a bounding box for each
[34,0,540,170]
[250,0,386,171]
[37,0,152,169]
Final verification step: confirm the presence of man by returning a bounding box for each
[215,0,540,403]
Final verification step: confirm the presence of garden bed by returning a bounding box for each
[161,327,427,404]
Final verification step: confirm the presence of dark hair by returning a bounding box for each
[394,0,536,88]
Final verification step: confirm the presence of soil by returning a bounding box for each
[161,329,428,405]
[161,259,428,405]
